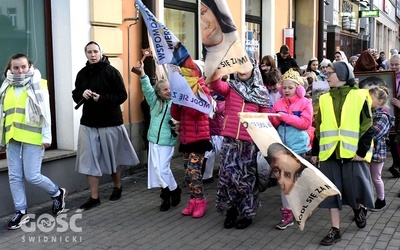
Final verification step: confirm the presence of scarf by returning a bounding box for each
[0,67,48,144]
[228,63,269,108]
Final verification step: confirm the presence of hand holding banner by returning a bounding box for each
[136,0,211,115]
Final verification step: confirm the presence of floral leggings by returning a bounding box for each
[183,152,205,199]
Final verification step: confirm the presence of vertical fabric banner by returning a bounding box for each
[136,0,211,114]
[238,112,341,231]
[200,0,253,83]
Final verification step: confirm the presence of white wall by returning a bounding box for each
[261,0,275,56]
[51,0,91,150]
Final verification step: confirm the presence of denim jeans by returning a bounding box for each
[7,140,59,211]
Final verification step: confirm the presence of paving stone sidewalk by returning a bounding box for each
[0,155,399,250]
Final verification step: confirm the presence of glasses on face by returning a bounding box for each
[325,71,336,78]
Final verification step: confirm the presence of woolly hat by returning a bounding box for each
[320,58,331,67]
[282,68,304,86]
[333,61,354,82]
[390,48,398,56]
[349,56,358,63]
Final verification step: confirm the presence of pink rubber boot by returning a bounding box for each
[192,199,210,218]
[181,199,196,216]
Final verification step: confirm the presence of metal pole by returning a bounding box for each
[369,0,374,49]
[318,0,325,61]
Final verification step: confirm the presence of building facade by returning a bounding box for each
[1,0,399,216]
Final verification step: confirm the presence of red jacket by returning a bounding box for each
[170,78,210,145]
[210,78,270,142]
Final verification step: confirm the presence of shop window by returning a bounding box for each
[165,8,196,57]
[245,1,262,62]
[0,0,55,158]
[245,0,261,16]
[245,23,260,63]
[164,0,198,58]
[0,0,47,81]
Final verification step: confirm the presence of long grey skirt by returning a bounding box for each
[318,159,374,209]
[75,125,140,176]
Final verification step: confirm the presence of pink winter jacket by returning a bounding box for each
[269,85,313,153]
[209,78,270,142]
[170,78,211,145]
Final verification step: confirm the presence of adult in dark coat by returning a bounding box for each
[276,45,298,75]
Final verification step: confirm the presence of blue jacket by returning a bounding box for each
[140,75,177,146]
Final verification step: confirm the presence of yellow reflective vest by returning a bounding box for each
[4,86,43,145]
[319,89,373,162]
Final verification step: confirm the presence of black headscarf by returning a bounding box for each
[201,0,236,33]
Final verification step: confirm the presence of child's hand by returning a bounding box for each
[351,154,364,161]
[136,61,145,77]
[391,98,400,108]
[310,156,318,166]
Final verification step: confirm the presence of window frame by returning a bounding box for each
[164,0,199,59]
[245,3,263,62]
[0,0,56,159]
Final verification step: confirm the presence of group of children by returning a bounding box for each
[136,48,396,246]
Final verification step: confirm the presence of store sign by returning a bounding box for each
[359,10,379,18]
[341,1,357,32]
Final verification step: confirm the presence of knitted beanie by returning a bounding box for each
[333,61,354,82]
[282,68,304,86]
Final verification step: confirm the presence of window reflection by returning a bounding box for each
[245,0,261,16]
[0,0,46,80]
[165,8,196,58]
[245,22,260,63]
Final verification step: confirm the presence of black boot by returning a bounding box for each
[224,206,238,229]
[160,188,171,211]
[388,164,400,178]
[170,186,182,207]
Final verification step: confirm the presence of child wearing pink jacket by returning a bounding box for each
[269,68,313,230]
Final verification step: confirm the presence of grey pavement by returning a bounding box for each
[0,154,399,250]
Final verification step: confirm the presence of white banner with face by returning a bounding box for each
[238,112,341,231]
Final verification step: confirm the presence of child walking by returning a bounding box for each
[137,62,181,211]
[269,68,313,230]
[368,86,394,211]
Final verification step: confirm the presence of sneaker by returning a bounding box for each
[275,207,294,230]
[110,187,122,201]
[354,207,367,228]
[370,199,386,212]
[320,227,341,246]
[80,197,101,210]
[7,211,30,230]
[52,188,67,215]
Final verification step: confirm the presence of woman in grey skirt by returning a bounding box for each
[72,41,139,210]
[311,61,374,246]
